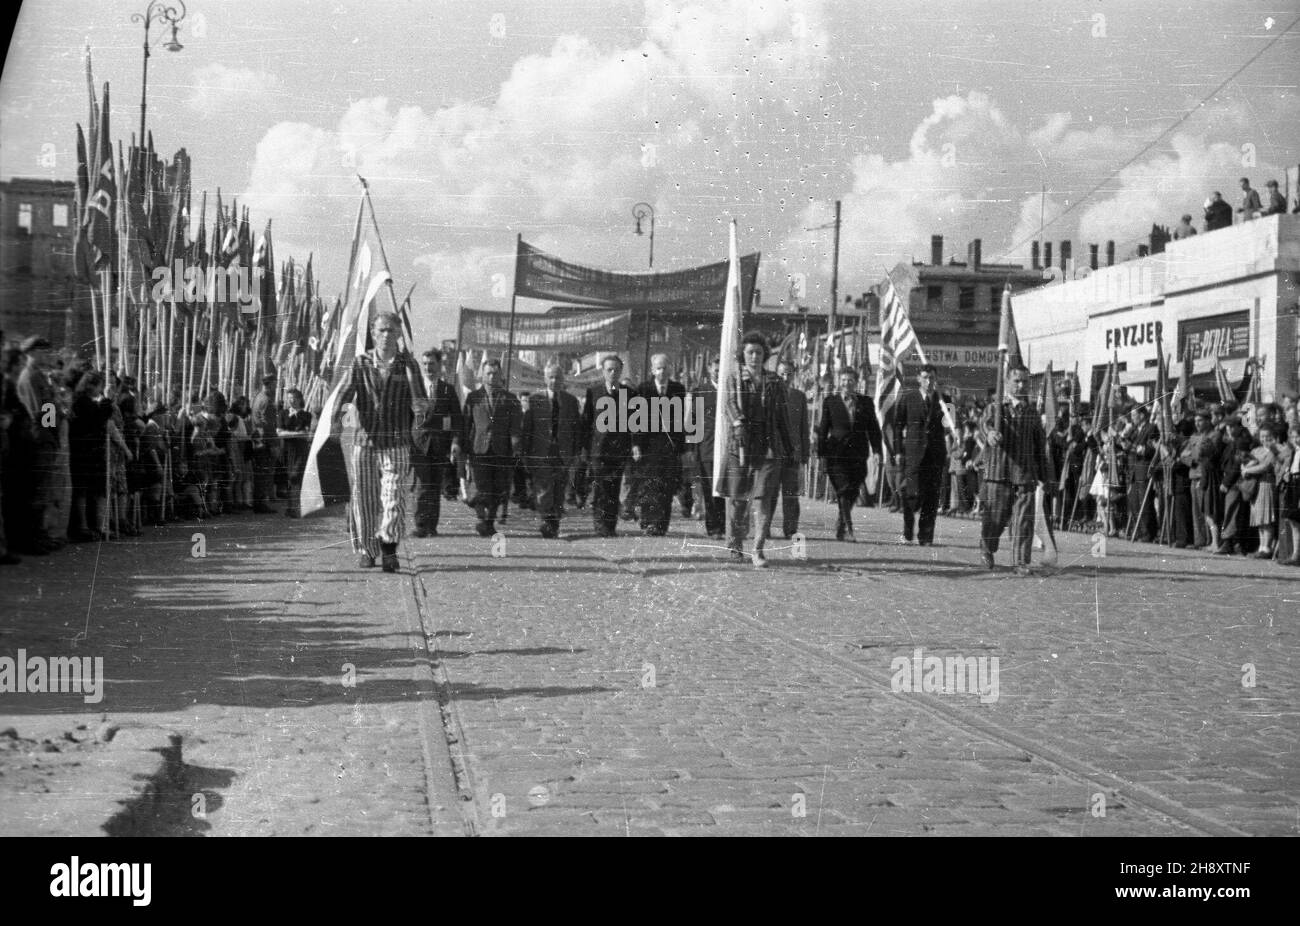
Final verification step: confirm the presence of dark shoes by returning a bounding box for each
[412,528,430,538]
[729,549,745,563]
[540,519,560,539]
[980,549,995,570]
[254,504,277,514]
[1013,565,1034,577]
[358,553,376,569]
[475,520,494,537]
[381,543,399,573]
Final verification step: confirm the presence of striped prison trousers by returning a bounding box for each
[348,444,410,559]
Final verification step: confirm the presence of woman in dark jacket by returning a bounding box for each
[816,367,882,541]
[69,370,112,541]
[720,331,796,566]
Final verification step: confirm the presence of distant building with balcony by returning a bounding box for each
[0,177,94,352]
[871,236,1047,396]
[1013,213,1300,405]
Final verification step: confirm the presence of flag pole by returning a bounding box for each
[506,233,521,388]
[358,177,426,401]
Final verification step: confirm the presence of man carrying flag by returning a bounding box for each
[336,310,423,572]
[981,285,1052,573]
[980,364,1053,574]
[874,274,913,521]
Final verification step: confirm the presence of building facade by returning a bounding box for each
[872,236,1046,397]
[1013,213,1300,405]
[0,177,94,351]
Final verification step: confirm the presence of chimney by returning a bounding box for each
[971,238,982,271]
[1105,241,1115,267]
[1089,244,1099,270]
[1137,244,1149,257]
[1030,241,1040,270]
[930,235,943,266]
[1044,242,1053,269]
[1060,240,1071,273]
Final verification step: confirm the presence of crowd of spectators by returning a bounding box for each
[0,332,314,565]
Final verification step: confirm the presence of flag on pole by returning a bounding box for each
[711,220,743,497]
[299,194,394,516]
[873,277,916,429]
[997,282,1022,370]
[1174,344,1193,414]
[1040,360,1059,437]
[1093,353,1115,433]
[1213,357,1233,404]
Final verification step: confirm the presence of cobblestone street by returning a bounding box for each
[2,498,1296,837]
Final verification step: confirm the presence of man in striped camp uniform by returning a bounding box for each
[980,364,1052,575]
[337,311,425,573]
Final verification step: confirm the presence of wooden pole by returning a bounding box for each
[827,199,841,370]
[90,283,103,371]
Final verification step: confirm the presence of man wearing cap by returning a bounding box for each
[16,336,61,553]
[250,370,281,513]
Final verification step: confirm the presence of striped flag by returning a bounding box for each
[873,277,915,428]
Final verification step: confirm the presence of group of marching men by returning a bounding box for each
[338,312,1073,574]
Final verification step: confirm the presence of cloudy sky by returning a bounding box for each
[2,0,1298,348]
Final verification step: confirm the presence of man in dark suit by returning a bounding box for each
[688,358,725,539]
[411,348,463,537]
[776,359,811,538]
[522,357,583,538]
[816,367,883,541]
[892,364,949,545]
[980,364,1052,574]
[633,353,687,535]
[1119,405,1159,542]
[582,354,634,537]
[461,358,522,537]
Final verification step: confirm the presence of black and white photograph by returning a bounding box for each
[0,0,1296,881]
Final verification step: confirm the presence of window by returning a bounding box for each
[958,285,975,312]
[926,285,943,312]
[989,286,1001,312]
[17,202,32,233]
[52,204,69,227]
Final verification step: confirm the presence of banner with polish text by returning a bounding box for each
[514,239,760,311]
[456,307,632,353]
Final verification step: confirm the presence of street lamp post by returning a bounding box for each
[632,202,655,268]
[132,1,187,145]
[632,202,656,379]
